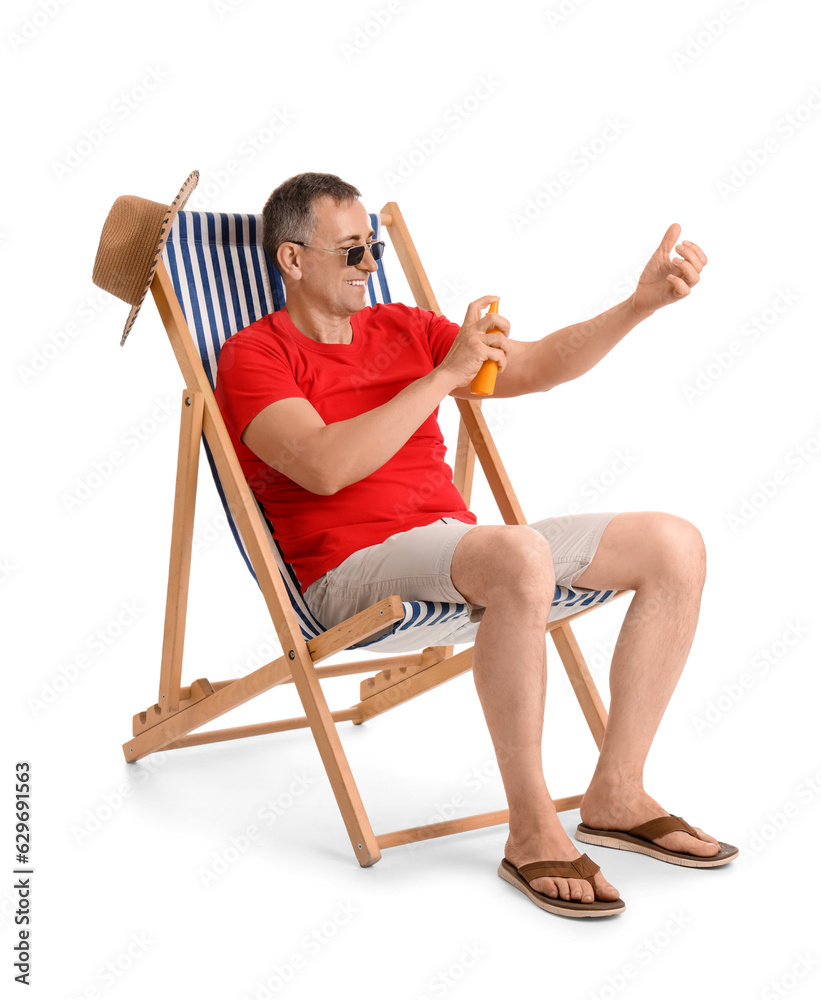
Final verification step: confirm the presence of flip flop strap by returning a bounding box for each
[629,814,698,841]
[517,854,600,884]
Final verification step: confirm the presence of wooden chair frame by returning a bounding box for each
[122,200,626,867]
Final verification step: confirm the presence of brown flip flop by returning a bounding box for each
[497,854,626,917]
[576,814,738,867]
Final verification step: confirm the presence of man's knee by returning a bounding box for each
[451,524,555,608]
[645,513,706,587]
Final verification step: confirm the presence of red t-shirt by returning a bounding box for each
[214,302,477,592]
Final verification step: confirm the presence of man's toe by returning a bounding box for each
[593,873,621,901]
[532,877,560,899]
[552,876,572,900]
[569,879,586,901]
[693,825,721,847]
[659,830,719,856]
[530,873,619,904]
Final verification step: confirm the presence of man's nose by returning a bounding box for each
[358,247,378,273]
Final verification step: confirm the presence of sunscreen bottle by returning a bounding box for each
[470,300,500,396]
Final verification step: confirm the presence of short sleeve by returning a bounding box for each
[215,331,307,441]
[423,310,461,367]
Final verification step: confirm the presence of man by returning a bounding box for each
[214,172,737,918]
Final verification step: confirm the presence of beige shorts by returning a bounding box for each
[303,512,617,629]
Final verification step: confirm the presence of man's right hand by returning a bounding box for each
[242,296,512,496]
[437,296,511,391]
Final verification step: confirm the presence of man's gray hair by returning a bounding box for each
[263,172,362,276]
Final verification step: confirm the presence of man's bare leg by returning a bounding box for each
[450,525,620,905]
[572,511,720,857]
[450,511,717,905]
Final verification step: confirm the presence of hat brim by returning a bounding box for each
[120,170,199,345]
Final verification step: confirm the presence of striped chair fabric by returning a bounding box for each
[162,211,619,653]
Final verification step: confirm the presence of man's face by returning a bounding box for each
[296,195,377,317]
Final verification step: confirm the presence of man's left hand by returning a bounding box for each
[631,223,707,316]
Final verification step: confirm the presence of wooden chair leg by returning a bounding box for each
[287,647,382,867]
[158,389,203,713]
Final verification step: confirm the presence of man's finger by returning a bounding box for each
[483,331,511,354]
[463,295,501,325]
[678,240,708,267]
[672,257,699,285]
[667,273,690,296]
[657,223,682,256]
[674,243,705,273]
[480,313,510,335]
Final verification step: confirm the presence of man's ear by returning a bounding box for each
[277,242,302,280]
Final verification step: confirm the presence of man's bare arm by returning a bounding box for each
[243,370,453,495]
[241,296,510,495]
[503,297,650,396]
[451,225,708,398]
[450,297,648,398]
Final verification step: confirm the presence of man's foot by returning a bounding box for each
[580,786,723,859]
[504,820,622,905]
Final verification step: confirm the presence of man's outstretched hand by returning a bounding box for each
[631,223,708,316]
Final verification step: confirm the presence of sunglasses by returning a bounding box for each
[289,240,386,266]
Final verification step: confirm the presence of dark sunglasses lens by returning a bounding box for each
[346,242,385,265]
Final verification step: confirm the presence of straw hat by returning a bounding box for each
[92,170,199,345]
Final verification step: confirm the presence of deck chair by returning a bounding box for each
[119,199,627,867]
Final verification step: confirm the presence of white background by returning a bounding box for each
[5,0,821,997]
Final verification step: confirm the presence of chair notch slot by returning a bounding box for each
[360,646,445,700]
[133,677,215,735]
